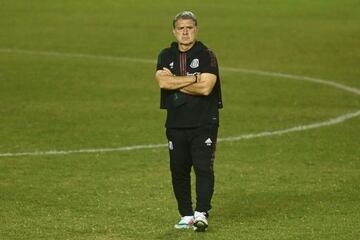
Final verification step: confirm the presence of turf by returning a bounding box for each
[0,0,359,239]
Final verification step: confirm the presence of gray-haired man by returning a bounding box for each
[155,11,223,232]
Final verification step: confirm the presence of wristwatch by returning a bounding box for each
[194,73,199,83]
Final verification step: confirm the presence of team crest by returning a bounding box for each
[169,61,174,69]
[190,59,199,68]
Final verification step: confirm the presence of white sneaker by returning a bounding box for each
[174,216,194,229]
[193,211,208,232]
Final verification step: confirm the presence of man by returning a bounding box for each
[155,11,223,232]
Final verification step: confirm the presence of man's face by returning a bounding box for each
[173,19,198,46]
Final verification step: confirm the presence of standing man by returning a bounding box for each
[155,11,223,232]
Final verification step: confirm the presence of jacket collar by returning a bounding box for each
[170,41,206,54]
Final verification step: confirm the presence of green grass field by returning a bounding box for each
[1,0,359,239]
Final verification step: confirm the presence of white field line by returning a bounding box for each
[218,110,360,142]
[0,48,156,64]
[0,144,168,157]
[0,110,359,158]
[222,67,360,96]
[0,48,359,158]
[1,48,359,96]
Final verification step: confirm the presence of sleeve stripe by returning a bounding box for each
[208,49,217,67]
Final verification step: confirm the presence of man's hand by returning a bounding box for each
[155,68,196,90]
[180,73,216,96]
[161,67,174,76]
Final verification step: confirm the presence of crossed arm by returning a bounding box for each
[155,67,217,96]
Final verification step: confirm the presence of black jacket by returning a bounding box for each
[156,41,223,128]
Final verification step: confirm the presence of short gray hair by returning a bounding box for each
[173,11,197,28]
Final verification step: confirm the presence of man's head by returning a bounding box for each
[173,11,197,28]
[172,11,198,49]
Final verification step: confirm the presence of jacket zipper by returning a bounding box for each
[179,52,187,76]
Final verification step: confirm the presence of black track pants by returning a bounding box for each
[166,125,218,216]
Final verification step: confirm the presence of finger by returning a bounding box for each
[163,67,172,73]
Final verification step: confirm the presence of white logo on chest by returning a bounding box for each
[190,59,199,68]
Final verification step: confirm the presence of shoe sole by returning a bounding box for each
[174,224,192,229]
[193,220,208,232]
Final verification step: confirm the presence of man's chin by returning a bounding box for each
[180,41,195,46]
